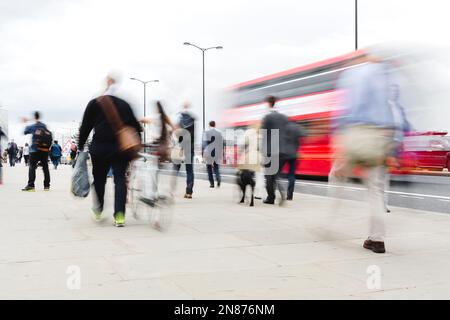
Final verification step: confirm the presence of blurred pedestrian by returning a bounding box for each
[172,102,196,199]
[77,73,142,227]
[384,84,412,213]
[7,140,18,167]
[261,96,289,205]
[330,52,396,254]
[50,140,63,169]
[140,101,175,162]
[16,146,23,164]
[0,127,7,185]
[22,111,52,191]
[70,141,78,167]
[202,120,223,188]
[23,143,30,166]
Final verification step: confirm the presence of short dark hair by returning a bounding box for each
[34,111,40,120]
[209,120,216,127]
[54,140,58,144]
[266,96,277,108]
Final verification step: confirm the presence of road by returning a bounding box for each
[173,165,450,214]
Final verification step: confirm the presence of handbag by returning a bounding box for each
[169,134,185,163]
[341,125,394,168]
[97,96,142,160]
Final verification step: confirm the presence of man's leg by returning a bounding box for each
[214,162,221,186]
[111,158,128,216]
[287,158,297,200]
[206,164,214,187]
[264,171,276,203]
[366,166,387,241]
[40,152,50,188]
[91,155,109,212]
[185,163,194,195]
[27,153,39,188]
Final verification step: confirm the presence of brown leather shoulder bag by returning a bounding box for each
[96,95,142,160]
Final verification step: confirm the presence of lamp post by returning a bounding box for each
[355,0,358,51]
[130,78,159,144]
[183,42,223,132]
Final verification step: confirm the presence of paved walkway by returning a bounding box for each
[1,164,450,299]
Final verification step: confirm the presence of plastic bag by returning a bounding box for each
[71,151,90,197]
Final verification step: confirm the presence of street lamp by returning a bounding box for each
[130,77,159,144]
[183,42,223,131]
[355,0,358,51]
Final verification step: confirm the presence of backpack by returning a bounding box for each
[35,127,53,152]
[179,112,195,131]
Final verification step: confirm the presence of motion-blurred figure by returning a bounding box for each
[385,84,413,212]
[261,96,289,205]
[202,120,223,188]
[0,127,7,185]
[23,143,30,166]
[7,140,18,167]
[16,146,23,164]
[330,52,395,254]
[69,141,78,167]
[172,102,196,199]
[140,101,175,162]
[50,140,62,170]
[78,73,142,227]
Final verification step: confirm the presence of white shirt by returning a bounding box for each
[23,146,30,156]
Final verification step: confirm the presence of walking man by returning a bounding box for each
[173,102,196,198]
[202,120,223,188]
[261,96,289,205]
[331,52,395,253]
[21,111,52,192]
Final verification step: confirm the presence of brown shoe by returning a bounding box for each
[363,239,386,254]
[184,194,192,199]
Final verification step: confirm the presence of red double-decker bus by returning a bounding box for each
[221,50,450,176]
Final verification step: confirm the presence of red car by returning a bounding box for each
[397,131,450,173]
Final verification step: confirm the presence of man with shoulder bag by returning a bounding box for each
[77,73,142,227]
[331,52,396,254]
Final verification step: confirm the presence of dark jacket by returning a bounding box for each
[261,110,289,157]
[24,122,48,153]
[202,128,224,162]
[7,142,18,156]
[284,122,306,159]
[78,95,142,157]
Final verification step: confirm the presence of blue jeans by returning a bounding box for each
[173,153,194,195]
[206,162,221,186]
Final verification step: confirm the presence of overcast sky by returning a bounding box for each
[1,0,450,144]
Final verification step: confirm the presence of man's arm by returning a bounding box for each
[78,100,96,151]
[24,125,33,135]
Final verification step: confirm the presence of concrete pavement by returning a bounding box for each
[1,164,450,299]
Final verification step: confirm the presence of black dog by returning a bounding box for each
[236,169,255,206]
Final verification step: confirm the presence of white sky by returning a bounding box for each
[1,0,450,145]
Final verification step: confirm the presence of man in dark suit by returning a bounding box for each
[202,120,223,188]
[261,96,289,205]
